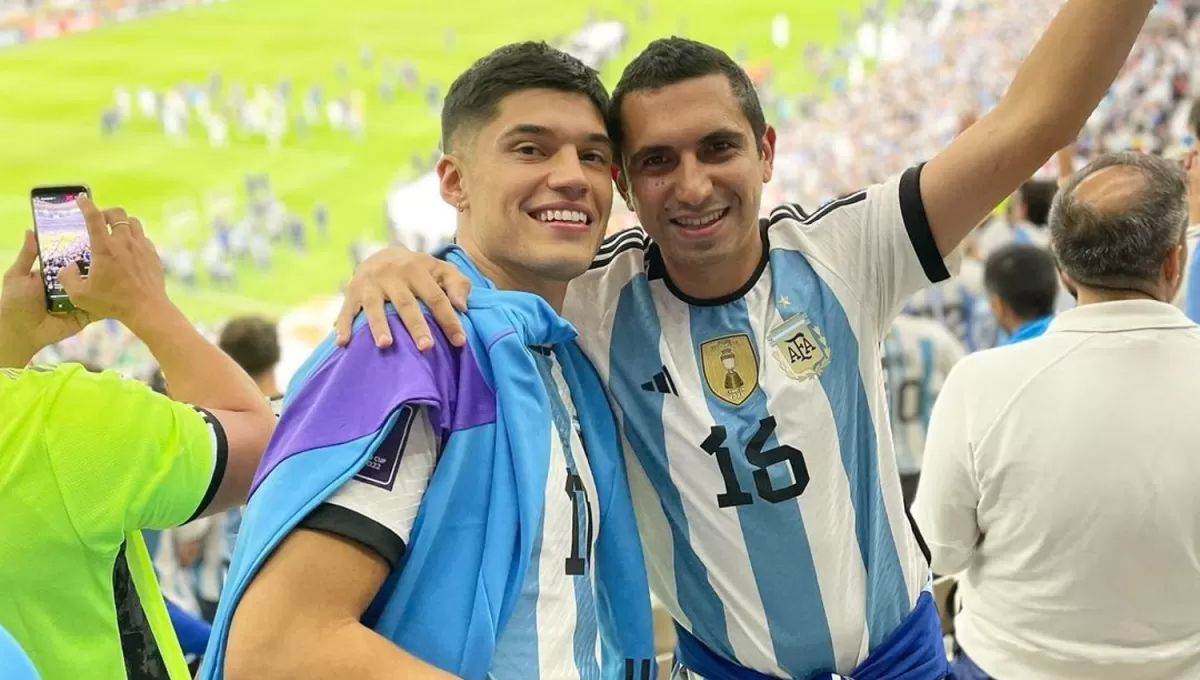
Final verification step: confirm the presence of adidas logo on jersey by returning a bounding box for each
[640,366,677,395]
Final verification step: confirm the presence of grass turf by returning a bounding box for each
[0,0,879,321]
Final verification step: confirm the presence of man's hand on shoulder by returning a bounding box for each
[335,247,471,352]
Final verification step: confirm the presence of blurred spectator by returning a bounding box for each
[983,242,1060,344]
[218,315,283,404]
[973,180,1056,257]
[881,313,965,508]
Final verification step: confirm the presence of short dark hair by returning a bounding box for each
[1018,180,1057,227]
[984,243,1059,321]
[1050,152,1187,293]
[219,316,280,378]
[440,41,610,154]
[608,37,767,163]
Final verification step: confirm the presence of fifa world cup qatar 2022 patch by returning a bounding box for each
[353,406,418,491]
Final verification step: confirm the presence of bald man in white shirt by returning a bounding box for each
[914,152,1200,680]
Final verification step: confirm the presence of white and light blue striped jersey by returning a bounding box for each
[881,315,966,475]
[901,269,993,353]
[310,348,604,680]
[563,167,947,678]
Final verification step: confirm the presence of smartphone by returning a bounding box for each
[30,184,91,314]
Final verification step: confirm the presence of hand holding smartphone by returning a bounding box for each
[30,184,92,314]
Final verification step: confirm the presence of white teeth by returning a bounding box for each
[534,210,588,224]
[675,210,725,227]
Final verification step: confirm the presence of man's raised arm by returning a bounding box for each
[921,0,1156,256]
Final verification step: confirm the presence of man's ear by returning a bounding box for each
[1164,242,1186,289]
[761,126,777,184]
[1058,270,1079,300]
[438,155,466,210]
[612,163,634,211]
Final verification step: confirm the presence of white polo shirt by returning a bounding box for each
[913,300,1200,680]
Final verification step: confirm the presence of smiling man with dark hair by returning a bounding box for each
[338,3,1158,677]
[202,41,655,680]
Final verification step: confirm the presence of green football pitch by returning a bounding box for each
[0,0,885,322]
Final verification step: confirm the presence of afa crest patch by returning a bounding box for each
[768,313,831,382]
[699,333,759,406]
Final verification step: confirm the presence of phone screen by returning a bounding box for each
[31,186,91,313]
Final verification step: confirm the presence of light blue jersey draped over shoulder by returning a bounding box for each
[200,247,655,680]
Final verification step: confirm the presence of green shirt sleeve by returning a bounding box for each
[45,366,229,539]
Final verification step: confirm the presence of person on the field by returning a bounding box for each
[916,152,1200,680]
[335,3,1156,677]
[202,42,655,680]
[0,199,275,679]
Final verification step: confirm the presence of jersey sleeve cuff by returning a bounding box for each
[300,503,407,569]
[186,406,229,522]
[899,164,952,284]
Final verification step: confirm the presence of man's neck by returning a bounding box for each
[1074,287,1160,306]
[459,243,569,312]
[662,225,764,301]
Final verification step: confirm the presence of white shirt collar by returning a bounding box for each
[1048,299,1194,334]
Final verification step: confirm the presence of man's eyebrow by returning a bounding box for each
[498,124,611,147]
[699,127,749,145]
[584,132,613,146]
[627,127,749,164]
[498,123,552,140]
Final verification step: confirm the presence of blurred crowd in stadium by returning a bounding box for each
[41,0,1200,383]
[7,0,1200,678]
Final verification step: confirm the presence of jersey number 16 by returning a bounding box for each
[701,416,809,508]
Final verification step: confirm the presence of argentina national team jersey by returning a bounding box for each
[881,315,966,475]
[562,167,948,679]
[298,346,604,680]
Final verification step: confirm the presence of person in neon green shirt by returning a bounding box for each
[0,198,276,679]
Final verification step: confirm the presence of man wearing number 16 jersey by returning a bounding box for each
[339,4,1156,678]
[881,315,965,509]
[200,43,655,680]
